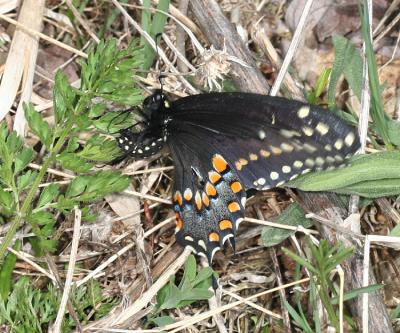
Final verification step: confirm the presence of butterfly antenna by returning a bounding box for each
[106,107,135,134]
[154,32,165,94]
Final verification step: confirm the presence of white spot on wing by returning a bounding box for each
[303,143,317,153]
[257,177,266,185]
[222,234,233,245]
[270,171,279,180]
[305,158,315,167]
[236,217,244,228]
[297,106,310,119]
[316,122,329,135]
[345,132,355,147]
[258,130,266,140]
[302,126,314,136]
[315,157,325,166]
[198,240,207,250]
[210,247,221,261]
[293,160,303,168]
[326,156,335,163]
[334,139,344,150]
[281,143,294,152]
[186,245,197,254]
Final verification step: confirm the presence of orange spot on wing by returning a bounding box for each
[208,171,222,184]
[183,189,192,201]
[212,154,229,173]
[239,158,248,165]
[228,202,241,213]
[249,153,258,161]
[219,219,233,230]
[202,192,210,207]
[271,146,282,155]
[205,182,217,197]
[235,161,242,170]
[230,181,242,193]
[260,149,270,158]
[209,232,220,242]
[195,191,202,210]
[175,212,183,231]
[174,191,183,206]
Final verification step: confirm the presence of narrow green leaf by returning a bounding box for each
[331,284,384,304]
[334,178,400,198]
[0,240,21,299]
[142,0,170,70]
[283,299,313,333]
[314,68,331,99]
[287,152,400,197]
[329,35,363,106]
[261,203,312,247]
[140,0,152,50]
[360,1,391,145]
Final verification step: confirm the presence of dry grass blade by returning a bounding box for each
[0,0,45,132]
[51,207,82,333]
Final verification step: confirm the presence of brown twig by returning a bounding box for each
[189,0,270,93]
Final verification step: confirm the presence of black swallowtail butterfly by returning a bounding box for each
[116,91,360,262]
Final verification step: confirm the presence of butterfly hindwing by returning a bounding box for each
[169,129,246,261]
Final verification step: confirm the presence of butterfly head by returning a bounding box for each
[142,90,170,115]
[117,128,165,158]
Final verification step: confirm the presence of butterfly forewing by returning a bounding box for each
[170,93,359,190]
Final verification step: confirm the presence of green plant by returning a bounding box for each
[283,239,383,332]
[147,255,214,327]
[140,0,170,71]
[0,38,143,264]
[0,277,117,332]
